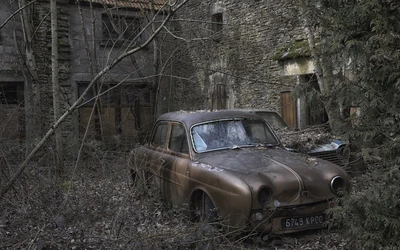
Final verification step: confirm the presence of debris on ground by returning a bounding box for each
[0,149,358,249]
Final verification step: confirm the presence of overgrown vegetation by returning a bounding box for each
[295,1,400,248]
[0,142,358,249]
[1,0,399,248]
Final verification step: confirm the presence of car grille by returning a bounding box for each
[308,150,348,168]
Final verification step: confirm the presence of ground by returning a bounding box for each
[0,149,361,249]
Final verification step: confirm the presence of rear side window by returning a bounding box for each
[169,124,189,154]
[152,122,168,148]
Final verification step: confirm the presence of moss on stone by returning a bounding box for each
[272,40,311,61]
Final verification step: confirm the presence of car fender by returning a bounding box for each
[187,161,252,228]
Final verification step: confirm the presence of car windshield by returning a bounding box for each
[191,118,279,153]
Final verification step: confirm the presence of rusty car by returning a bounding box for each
[128,110,350,234]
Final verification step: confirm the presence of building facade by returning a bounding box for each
[0,0,182,154]
[0,0,327,158]
[174,0,323,129]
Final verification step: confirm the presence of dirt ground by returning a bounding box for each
[0,151,359,250]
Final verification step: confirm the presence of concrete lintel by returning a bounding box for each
[210,2,226,15]
[283,57,314,76]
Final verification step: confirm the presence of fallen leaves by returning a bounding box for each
[0,151,357,249]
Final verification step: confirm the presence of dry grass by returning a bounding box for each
[0,145,357,249]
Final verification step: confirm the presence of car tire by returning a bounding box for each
[192,192,218,223]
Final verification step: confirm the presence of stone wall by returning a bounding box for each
[173,0,306,113]
[0,1,168,150]
[0,0,309,149]
[66,4,175,142]
[156,20,208,113]
[0,1,24,83]
[33,3,72,139]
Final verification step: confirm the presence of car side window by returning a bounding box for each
[169,124,189,154]
[152,122,168,148]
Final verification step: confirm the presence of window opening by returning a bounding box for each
[0,85,18,105]
[211,13,223,33]
[78,83,151,141]
[0,82,24,141]
[102,14,141,46]
[211,84,227,110]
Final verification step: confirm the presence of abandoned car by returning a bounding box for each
[129,110,350,234]
[236,109,365,175]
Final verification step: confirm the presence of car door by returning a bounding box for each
[145,121,190,205]
[143,121,169,190]
[162,123,191,205]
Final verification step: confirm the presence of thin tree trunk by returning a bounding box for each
[18,0,40,153]
[152,34,160,119]
[51,0,64,171]
[300,2,342,130]
[303,23,325,92]
[89,0,105,142]
[151,0,161,119]
[76,0,104,142]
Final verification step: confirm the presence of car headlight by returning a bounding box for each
[258,187,273,207]
[330,176,346,196]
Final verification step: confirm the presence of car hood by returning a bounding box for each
[308,139,348,153]
[194,146,349,207]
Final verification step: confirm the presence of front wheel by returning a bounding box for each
[192,192,218,223]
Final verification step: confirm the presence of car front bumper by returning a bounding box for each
[247,200,334,234]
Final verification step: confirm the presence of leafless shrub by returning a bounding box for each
[0,140,356,249]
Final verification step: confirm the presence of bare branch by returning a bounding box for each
[0,0,36,30]
[163,25,212,42]
[0,0,189,201]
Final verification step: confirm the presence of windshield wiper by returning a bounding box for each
[229,144,255,150]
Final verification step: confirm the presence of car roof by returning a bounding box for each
[230,108,279,114]
[157,110,264,128]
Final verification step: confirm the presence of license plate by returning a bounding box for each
[282,214,325,229]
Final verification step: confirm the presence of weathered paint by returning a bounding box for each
[130,110,351,234]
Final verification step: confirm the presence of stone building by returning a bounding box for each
[0,0,183,152]
[173,0,325,129]
[0,0,327,156]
